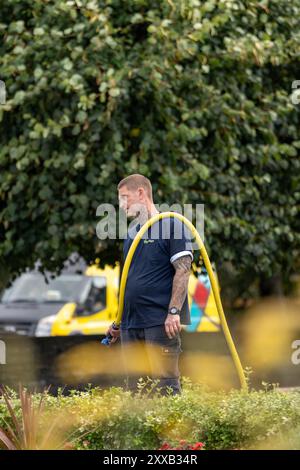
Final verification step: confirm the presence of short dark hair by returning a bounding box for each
[117,174,153,200]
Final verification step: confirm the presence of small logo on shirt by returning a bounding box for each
[143,239,155,244]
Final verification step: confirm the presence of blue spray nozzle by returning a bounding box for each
[101,323,120,346]
[101,335,112,346]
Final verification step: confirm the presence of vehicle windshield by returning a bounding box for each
[1,272,94,304]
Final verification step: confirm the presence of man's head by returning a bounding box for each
[118,174,153,219]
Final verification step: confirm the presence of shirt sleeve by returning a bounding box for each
[169,217,194,264]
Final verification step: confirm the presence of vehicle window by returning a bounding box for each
[1,273,91,304]
[82,276,107,314]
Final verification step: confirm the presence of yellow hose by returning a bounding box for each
[116,211,248,391]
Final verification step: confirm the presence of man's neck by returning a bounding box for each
[137,205,159,226]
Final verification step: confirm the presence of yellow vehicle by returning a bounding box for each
[0,262,119,337]
[48,264,120,336]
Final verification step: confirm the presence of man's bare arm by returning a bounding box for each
[164,255,192,339]
[169,255,192,310]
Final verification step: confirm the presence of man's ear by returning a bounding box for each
[137,187,145,200]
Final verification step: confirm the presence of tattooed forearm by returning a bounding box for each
[169,255,192,310]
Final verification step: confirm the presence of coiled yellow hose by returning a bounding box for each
[116,211,248,391]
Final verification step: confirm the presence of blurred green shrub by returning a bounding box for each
[1,379,300,450]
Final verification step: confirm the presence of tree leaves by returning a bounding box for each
[0,0,299,282]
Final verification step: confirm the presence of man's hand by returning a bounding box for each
[105,323,120,344]
[165,314,181,339]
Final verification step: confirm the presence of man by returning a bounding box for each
[106,174,193,395]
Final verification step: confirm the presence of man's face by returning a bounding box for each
[118,185,146,219]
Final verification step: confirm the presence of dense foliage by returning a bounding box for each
[0,0,299,283]
[1,381,300,450]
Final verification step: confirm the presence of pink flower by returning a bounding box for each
[159,442,171,450]
[158,440,205,451]
[189,442,204,450]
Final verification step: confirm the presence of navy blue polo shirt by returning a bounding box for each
[121,215,193,329]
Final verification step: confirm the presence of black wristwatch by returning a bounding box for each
[168,307,181,315]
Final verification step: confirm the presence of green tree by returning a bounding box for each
[0,0,299,289]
